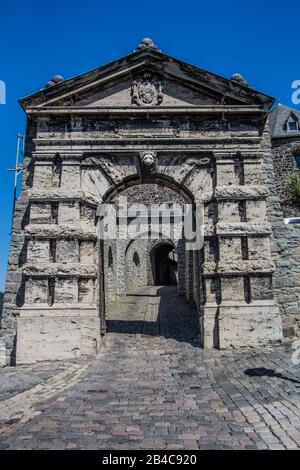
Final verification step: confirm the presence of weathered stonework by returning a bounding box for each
[2,40,292,365]
[268,105,300,336]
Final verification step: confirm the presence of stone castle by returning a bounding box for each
[1,38,299,365]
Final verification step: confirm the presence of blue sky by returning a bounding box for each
[0,0,299,290]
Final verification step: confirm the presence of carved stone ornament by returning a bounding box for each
[132,72,163,106]
[139,151,157,175]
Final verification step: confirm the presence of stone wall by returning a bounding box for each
[125,238,148,292]
[271,136,300,216]
[271,223,300,337]
[1,118,35,364]
[264,123,300,337]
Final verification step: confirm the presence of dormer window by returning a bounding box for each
[287,114,299,132]
[294,155,300,169]
[288,121,298,132]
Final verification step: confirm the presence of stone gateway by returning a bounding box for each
[2,37,299,365]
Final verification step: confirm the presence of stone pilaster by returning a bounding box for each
[202,148,283,348]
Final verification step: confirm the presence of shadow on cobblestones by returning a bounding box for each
[245,367,300,385]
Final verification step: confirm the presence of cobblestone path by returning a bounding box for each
[0,287,300,450]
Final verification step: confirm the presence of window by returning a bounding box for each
[287,114,299,132]
[294,155,300,169]
[108,247,113,268]
[52,154,62,187]
[48,278,55,306]
[51,202,59,224]
[133,251,140,267]
[50,239,57,262]
[288,121,298,132]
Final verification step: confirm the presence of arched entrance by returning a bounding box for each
[100,178,202,345]
[151,242,178,286]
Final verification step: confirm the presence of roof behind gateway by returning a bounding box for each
[269,104,300,138]
[19,37,275,111]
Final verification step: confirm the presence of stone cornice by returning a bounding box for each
[26,106,267,116]
[214,151,263,160]
[33,152,83,161]
[34,136,261,145]
[32,149,264,159]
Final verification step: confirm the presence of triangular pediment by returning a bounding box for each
[54,71,222,108]
[19,48,275,110]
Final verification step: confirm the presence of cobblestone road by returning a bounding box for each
[0,287,300,450]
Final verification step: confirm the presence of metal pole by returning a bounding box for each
[7,133,25,233]
[12,134,21,216]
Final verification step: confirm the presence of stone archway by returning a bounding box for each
[101,180,200,337]
[151,242,178,286]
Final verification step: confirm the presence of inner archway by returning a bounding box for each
[151,243,178,286]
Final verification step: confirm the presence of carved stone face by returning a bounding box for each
[139,151,157,173]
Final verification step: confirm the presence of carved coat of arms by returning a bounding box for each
[132,72,163,106]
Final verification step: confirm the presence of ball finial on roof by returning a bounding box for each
[51,75,64,84]
[137,37,158,50]
[231,73,249,87]
[45,74,64,88]
[231,73,244,82]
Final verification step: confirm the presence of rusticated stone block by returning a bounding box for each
[33,163,53,188]
[60,163,80,189]
[16,314,101,363]
[244,162,263,185]
[56,239,79,263]
[221,276,245,302]
[216,162,236,186]
[55,278,78,303]
[219,237,242,261]
[27,239,50,263]
[25,278,48,304]
[250,275,273,300]
[80,240,95,264]
[204,277,221,304]
[30,203,52,224]
[218,201,240,222]
[248,236,271,260]
[58,201,80,224]
[218,305,282,348]
[215,185,267,200]
[80,204,96,226]
[246,200,267,221]
[79,279,95,303]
